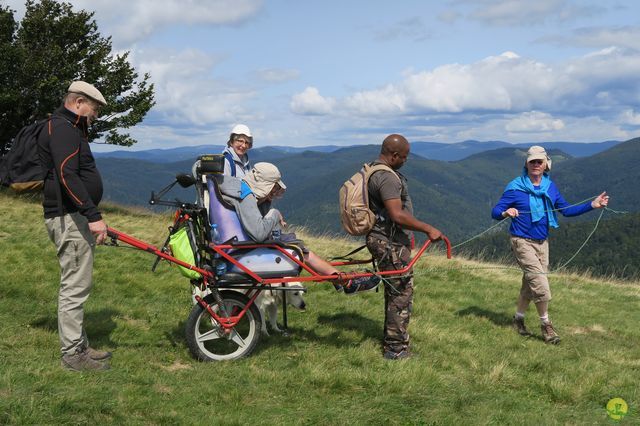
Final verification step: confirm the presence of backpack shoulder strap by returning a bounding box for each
[365,163,400,182]
[42,115,65,218]
[223,151,236,177]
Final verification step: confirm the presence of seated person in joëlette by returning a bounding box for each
[214,162,379,295]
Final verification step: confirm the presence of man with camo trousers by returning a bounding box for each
[366,134,445,360]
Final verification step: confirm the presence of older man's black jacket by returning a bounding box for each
[38,106,103,222]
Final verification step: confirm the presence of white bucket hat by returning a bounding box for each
[525,145,552,171]
[231,124,252,138]
[244,162,286,199]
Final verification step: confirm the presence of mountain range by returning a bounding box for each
[96,137,639,247]
[94,139,621,163]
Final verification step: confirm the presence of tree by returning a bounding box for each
[0,0,155,155]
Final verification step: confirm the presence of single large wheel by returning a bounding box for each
[185,290,261,361]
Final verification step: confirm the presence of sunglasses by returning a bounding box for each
[528,159,544,165]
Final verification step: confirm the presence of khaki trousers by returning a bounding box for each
[510,236,551,303]
[45,213,95,355]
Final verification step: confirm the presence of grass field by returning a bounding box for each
[1,192,638,425]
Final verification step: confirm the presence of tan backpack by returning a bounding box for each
[339,163,399,236]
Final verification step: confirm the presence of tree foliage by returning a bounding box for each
[0,0,155,154]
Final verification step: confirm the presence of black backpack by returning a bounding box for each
[0,118,51,193]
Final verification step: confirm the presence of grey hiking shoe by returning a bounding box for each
[86,347,112,360]
[383,349,411,360]
[541,322,561,344]
[62,348,110,372]
[512,316,531,336]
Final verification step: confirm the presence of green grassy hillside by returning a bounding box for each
[1,192,638,424]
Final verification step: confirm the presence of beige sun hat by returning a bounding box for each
[244,162,286,199]
[68,81,107,106]
[525,145,552,171]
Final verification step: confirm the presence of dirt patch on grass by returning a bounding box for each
[162,361,192,372]
[567,324,606,335]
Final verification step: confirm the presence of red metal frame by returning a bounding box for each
[106,227,452,329]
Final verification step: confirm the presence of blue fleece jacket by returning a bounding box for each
[491,179,593,240]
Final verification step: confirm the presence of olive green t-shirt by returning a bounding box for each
[367,161,413,246]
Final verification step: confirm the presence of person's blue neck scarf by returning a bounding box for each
[239,181,253,199]
[505,169,558,228]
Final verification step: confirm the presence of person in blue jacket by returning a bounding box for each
[491,145,609,344]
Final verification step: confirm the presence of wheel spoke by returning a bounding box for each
[197,328,223,342]
[227,329,247,348]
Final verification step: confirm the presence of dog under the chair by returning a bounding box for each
[256,282,306,335]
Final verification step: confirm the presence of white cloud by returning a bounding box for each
[451,114,629,143]
[89,0,262,43]
[310,47,640,144]
[539,26,640,51]
[524,116,630,142]
[133,48,220,83]
[563,47,640,106]
[338,48,640,119]
[463,0,600,26]
[505,111,565,133]
[131,48,256,126]
[290,87,336,115]
[2,0,264,44]
[620,109,640,126]
[344,85,406,115]
[344,52,560,115]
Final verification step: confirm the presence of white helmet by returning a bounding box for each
[231,124,252,138]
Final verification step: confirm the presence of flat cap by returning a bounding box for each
[68,81,107,106]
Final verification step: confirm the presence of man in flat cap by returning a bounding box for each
[38,81,112,371]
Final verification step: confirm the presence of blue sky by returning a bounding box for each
[6,0,640,150]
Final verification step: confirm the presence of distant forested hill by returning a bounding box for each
[96,137,640,271]
[94,139,620,163]
[97,137,640,234]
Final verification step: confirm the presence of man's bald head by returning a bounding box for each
[381,134,409,155]
[379,134,410,170]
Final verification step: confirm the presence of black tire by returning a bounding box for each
[185,290,261,361]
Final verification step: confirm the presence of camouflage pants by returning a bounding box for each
[366,235,413,353]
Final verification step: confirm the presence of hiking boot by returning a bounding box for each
[512,316,531,336]
[383,349,411,360]
[61,348,110,372]
[333,283,344,292]
[343,276,380,295]
[86,347,112,361]
[541,322,561,344]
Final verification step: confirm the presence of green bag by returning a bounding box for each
[169,226,201,279]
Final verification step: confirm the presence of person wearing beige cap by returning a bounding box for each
[215,162,380,294]
[38,81,112,371]
[492,145,609,344]
[222,124,253,178]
